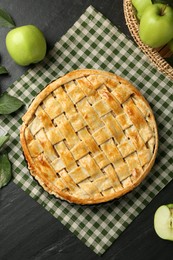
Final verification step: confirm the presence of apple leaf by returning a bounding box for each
[0,8,15,28]
[0,153,12,188]
[152,0,173,8]
[0,135,9,149]
[0,92,24,114]
[0,66,8,75]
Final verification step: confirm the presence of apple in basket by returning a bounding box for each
[139,4,173,48]
[154,204,173,241]
[168,39,173,53]
[132,0,152,20]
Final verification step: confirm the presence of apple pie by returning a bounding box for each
[20,69,158,204]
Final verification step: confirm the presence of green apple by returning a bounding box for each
[154,204,173,241]
[168,39,173,52]
[6,25,46,66]
[139,4,173,48]
[132,0,152,20]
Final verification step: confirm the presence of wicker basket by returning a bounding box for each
[123,0,173,80]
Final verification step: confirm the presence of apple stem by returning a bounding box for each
[160,5,167,16]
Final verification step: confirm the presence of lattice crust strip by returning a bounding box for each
[20,69,158,205]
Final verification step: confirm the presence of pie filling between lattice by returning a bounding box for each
[20,69,158,204]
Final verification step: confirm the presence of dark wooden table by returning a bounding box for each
[1,1,172,259]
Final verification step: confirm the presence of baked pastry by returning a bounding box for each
[20,69,158,204]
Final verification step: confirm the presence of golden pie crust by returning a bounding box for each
[20,69,158,204]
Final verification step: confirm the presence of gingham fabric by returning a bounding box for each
[1,6,173,255]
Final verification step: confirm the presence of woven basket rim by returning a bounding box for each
[123,0,173,80]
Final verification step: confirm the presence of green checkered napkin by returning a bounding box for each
[1,6,173,255]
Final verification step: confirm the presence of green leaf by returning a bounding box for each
[0,8,15,28]
[0,92,24,114]
[152,0,173,8]
[0,66,8,75]
[0,135,9,148]
[0,154,12,188]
